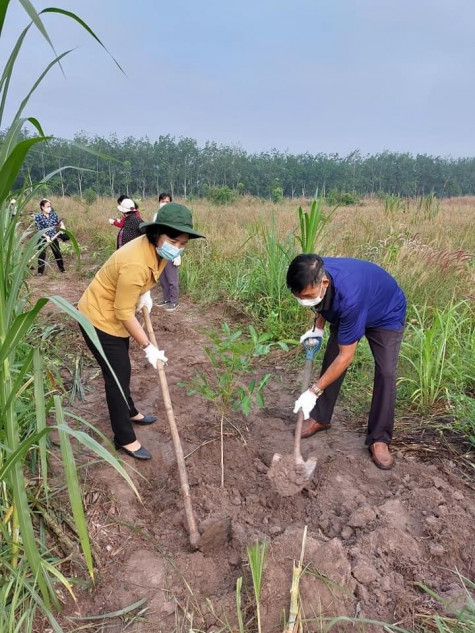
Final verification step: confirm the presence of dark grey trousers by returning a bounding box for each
[159,260,179,303]
[311,326,404,446]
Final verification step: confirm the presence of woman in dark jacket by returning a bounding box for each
[108,197,143,248]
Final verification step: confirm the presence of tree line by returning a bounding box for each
[11,131,475,200]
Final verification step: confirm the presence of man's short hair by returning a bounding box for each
[286,254,325,293]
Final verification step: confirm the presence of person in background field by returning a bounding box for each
[78,203,205,460]
[155,192,181,312]
[287,254,406,470]
[34,198,66,274]
[108,196,143,248]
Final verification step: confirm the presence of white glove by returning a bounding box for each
[108,218,115,225]
[136,290,153,314]
[172,255,182,267]
[300,327,324,344]
[44,234,51,243]
[293,389,318,420]
[144,343,167,368]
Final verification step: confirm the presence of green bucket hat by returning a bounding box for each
[140,202,205,239]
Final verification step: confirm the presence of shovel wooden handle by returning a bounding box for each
[142,308,200,549]
[294,359,314,462]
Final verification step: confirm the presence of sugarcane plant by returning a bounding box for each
[0,2,134,631]
[295,197,337,254]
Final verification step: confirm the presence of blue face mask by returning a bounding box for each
[156,240,184,261]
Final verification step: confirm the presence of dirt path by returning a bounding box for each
[31,272,474,632]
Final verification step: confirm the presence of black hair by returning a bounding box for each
[133,200,139,210]
[39,198,51,209]
[286,254,325,293]
[144,224,184,245]
[158,192,173,202]
[117,194,127,204]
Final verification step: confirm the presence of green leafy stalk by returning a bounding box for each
[296,197,336,254]
[246,540,267,633]
[235,576,245,633]
[55,395,94,581]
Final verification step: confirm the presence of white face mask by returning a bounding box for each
[296,296,323,307]
[295,281,325,307]
[159,201,169,208]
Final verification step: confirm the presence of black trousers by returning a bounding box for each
[311,326,404,446]
[80,326,139,446]
[38,240,64,274]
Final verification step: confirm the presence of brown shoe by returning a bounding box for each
[300,418,331,439]
[369,442,395,470]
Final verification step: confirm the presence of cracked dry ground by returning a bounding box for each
[33,274,474,632]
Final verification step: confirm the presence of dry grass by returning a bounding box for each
[25,194,474,290]
[21,194,474,304]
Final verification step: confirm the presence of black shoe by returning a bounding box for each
[131,414,157,426]
[114,442,151,460]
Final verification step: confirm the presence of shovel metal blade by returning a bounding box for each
[268,452,317,497]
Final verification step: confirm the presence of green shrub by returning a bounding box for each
[271,185,283,203]
[82,188,97,205]
[208,185,237,205]
[327,189,359,206]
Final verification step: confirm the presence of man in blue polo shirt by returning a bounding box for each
[287,254,406,470]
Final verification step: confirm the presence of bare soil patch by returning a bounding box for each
[30,272,474,632]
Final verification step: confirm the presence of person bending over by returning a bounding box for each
[288,254,406,470]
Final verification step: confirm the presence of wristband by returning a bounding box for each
[309,384,324,397]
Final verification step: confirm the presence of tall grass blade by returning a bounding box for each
[19,0,55,50]
[34,348,48,497]
[0,0,10,38]
[55,395,94,581]
[235,576,245,633]
[41,7,126,74]
[3,348,33,409]
[0,428,50,482]
[4,407,54,608]
[0,137,49,201]
[0,23,31,127]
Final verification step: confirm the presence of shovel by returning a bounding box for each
[267,336,321,496]
[141,308,231,551]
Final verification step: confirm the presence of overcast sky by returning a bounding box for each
[1,0,474,157]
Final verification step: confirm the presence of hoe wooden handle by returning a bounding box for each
[142,308,200,549]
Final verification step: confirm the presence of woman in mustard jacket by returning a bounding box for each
[78,203,204,460]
